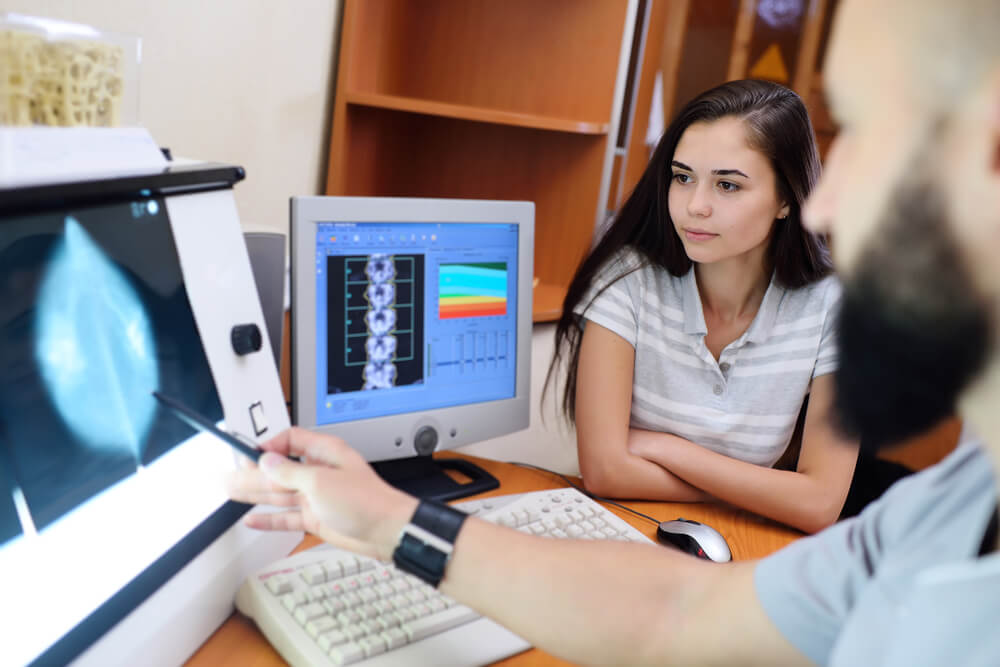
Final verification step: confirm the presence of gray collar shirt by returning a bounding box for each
[575,248,841,467]
[755,428,1000,666]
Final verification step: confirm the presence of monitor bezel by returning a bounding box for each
[290,196,534,461]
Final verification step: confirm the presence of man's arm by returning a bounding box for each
[576,321,710,501]
[441,518,808,666]
[228,428,811,667]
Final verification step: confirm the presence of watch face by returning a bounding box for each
[393,531,448,586]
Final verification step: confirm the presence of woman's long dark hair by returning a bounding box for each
[546,79,831,421]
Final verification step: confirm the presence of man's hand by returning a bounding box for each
[225,427,418,561]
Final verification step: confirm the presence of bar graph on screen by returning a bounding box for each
[438,262,508,319]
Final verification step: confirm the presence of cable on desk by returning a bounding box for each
[505,461,662,527]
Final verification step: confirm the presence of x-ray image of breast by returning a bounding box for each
[0,201,222,532]
[366,282,394,309]
[363,361,397,389]
[34,217,159,458]
[366,335,396,361]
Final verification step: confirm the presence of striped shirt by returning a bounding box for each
[575,248,841,467]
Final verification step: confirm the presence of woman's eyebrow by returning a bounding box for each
[713,168,750,178]
[670,161,750,179]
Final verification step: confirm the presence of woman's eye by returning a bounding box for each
[718,181,740,193]
[672,173,691,184]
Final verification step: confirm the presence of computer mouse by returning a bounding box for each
[656,518,732,563]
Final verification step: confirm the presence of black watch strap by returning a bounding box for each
[392,499,468,587]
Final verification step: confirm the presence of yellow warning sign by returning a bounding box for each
[749,43,789,83]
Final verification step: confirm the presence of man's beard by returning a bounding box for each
[834,180,993,454]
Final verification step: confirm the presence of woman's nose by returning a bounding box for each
[687,184,712,218]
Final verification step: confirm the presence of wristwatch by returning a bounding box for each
[392,499,468,587]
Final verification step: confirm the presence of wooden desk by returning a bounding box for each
[187,453,801,667]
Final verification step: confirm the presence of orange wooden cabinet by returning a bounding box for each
[324,0,642,322]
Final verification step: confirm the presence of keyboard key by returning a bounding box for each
[265,574,292,595]
[329,641,365,665]
[294,603,327,625]
[318,629,349,652]
[381,627,408,650]
[402,605,479,642]
[323,598,346,615]
[306,615,338,638]
[323,560,344,579]
[279,593,299,613]
[359,619,382,636]
[393,608,417,624]
[302,564,327,585]
[372,600,395,615]
[357,603,378,620]
[341,558,360,576]
[359,634,387,657]
[337,610,362,626]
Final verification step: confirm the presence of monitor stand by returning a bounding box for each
[371,455,499,502]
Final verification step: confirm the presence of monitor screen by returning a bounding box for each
[315,222,518,425]
[0,197,246,666]
[292,197,534,464]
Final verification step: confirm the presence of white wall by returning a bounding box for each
[1,0,342,235]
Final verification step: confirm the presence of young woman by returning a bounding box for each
[548,79,859,533]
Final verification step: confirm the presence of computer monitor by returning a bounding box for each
[0,164,300,667]
[290,196,534,500]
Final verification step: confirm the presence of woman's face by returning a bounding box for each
[668,116,789,266]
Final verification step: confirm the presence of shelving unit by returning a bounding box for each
[325,0,640,321]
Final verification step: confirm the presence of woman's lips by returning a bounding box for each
[683,228,718,242]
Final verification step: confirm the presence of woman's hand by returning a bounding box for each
[225,426,418,561]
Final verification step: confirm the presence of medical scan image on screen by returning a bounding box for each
[315,222,518,425]
[0,198,242,666]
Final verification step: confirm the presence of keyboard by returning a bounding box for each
[235,486,654,666]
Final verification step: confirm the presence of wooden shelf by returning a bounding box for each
[533,281,567,323]
[345,92,609,135]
